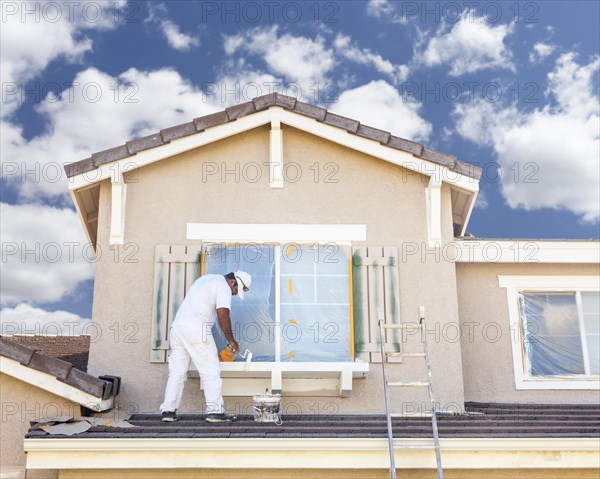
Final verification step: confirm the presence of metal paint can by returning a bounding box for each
[252,392,282,424]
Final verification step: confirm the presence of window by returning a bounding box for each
[499,276,599,389]
[203,243,352,362]
[520,292,599,376]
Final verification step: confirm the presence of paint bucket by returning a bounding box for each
[252,392,282,424]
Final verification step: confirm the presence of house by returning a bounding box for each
[3,93,598,478]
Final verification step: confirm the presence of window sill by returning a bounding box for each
[516,376,600,390]
[189,361,369,397]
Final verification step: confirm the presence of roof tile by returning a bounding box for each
[226,101,257,120]
[453,160,483,180]
[292,101,327,121]
[64,158,95,178]
[193,111,229,131]
[91,145,130,166]
[69,97,482,181]
[253,93,297,111]
[61,368,105,397]
[420,147,457,168]
[356,124,391,144]
[3,335,90,371]
[321,112,360,133]
[0,337,35,364]
[28,353,72,380]
[387,136,423,156]
[160,122,197,142]
[126,134,165,155]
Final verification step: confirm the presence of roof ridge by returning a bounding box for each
[64,92,482,180]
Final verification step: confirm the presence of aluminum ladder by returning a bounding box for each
[378,306,443,479]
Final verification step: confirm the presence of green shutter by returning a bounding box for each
[150,245,201,363]
[352,246,401,363]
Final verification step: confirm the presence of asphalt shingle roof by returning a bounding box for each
[26,402,600,439]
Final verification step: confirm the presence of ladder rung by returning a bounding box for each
[387,381,429,387]
[393,444,437,449]
[390,412,433,418]
[382,323,421,330]
[386,352,426,358]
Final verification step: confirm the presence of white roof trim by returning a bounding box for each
[68,107,478,192]
[454,240,600,263]
[25,437,600,470]
[0,356,113,412]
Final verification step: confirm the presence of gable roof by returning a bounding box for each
[64,93,481,180]
[65,93,482,247]
[0,336,116,411]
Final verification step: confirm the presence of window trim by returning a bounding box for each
[498,275,599,390]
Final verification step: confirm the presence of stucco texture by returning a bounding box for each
[0,372,76,479]
[87,125,465,414]
[456,262,600,403]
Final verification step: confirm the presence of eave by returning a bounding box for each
[24,437,600,470]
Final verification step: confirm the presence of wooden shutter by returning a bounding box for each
[352,246,401,363]
[150,245,201,363]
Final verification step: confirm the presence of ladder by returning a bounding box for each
[379,306,443,479]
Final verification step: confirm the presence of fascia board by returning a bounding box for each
[455,240,600,264]
[24,437,600,470]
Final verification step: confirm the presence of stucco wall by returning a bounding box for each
[456,262,599,403]
[87,125,465,414]
[0,372,78,479]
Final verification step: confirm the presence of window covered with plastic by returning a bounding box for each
[519,291,599,377]
[203,243,352,362]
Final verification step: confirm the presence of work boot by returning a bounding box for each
[205,413,237,423]
[161,410,178,422]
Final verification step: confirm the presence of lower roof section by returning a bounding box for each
[24,403,600,471]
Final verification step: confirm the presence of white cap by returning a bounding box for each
[235,270,251,300]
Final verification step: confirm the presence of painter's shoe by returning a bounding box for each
[161,410,178,422]
[205,413,237,423]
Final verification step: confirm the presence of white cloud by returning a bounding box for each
[146,3,199,51]
[366,0,396,19]
[160,20,200,50]
[474,191,489,209]
[419,11,515,76]
[223,26,335,87]
[1,303,91,336]
[333,34,409,84]
[0,203,95,305]
[330,80,432,142]
[0,1,122,116]
[1,67,219,201]
[529,43,555,63]
[453,53,600,222]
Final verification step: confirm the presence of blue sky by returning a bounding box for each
[1,1,599,331]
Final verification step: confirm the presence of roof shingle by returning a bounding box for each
[63,93,483,180]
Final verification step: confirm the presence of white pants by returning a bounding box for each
[160,324,224,414]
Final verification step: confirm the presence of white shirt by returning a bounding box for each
[172,274,232,329]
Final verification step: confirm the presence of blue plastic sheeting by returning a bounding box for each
[203,243,351,362]
[519,291,600,376]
